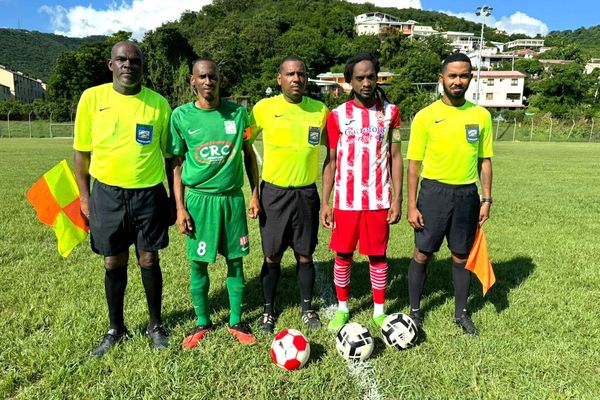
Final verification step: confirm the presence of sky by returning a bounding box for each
[0,0,598,39]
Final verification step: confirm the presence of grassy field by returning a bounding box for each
[1,139,599,399]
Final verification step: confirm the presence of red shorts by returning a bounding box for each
[329,209,389,256]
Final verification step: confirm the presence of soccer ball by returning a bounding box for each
[381,313,418,350]
[335,322,375,362]
[270,329,311,370]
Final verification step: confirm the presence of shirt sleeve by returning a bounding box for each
[248,103,262,144]
[73,90,92,152]
[479,109,494,158]
[406,111,428,161]
[326,110,341,149]
[241,108,252,144]
[320,105,329,145]
[167,109,187,157]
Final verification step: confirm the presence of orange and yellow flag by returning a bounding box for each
[26,160,89,257]
[465,228,496,296]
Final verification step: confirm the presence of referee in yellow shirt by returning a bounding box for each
[406,52,493,336]
[249,55,328,334]
[74,41,173,355]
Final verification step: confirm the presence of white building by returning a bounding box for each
[468,49,519,69]
[439,31,482,53]
[355,12,417,36]
[314,71,397,94]
[585,59,600,74]
[411,25,438,37]
[505,39,545,50]
[466,71,527,110]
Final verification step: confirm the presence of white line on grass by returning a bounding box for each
[314,260,383,400]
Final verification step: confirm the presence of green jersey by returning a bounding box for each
[168,100,250,194]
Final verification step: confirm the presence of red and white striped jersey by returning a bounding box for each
[327,99,400,211]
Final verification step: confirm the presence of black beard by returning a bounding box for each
[443,85,466,101]
[203,93,216,102]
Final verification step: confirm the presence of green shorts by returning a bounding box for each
[185,189,250,263]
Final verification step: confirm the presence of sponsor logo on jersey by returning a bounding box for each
[194,141,235,164]
[188,128,201,135]
[224,120,237,134]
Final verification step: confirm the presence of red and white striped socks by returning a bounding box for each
[369,259,388,317]
[333,256,351,312]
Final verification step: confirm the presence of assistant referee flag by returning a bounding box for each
[465,228,496,295]
[26,160,89,257]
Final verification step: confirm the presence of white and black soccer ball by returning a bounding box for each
[381,313,418,350]
[335,322,375,361]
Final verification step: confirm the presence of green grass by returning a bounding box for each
[1,139,599,399]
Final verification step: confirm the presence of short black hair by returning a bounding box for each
[442,52,472,73]
[343,52,380,82]
[279,55,306,73]
[191,57,218,74]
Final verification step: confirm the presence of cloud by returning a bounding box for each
[39,0,211,39]
[495,12,548,37]
[346,0,422,9]
[438,10,548,37]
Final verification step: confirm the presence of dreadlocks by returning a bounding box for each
[343,52,390,104]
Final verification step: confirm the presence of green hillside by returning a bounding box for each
[545,25,600,54]
[0,29,106,81]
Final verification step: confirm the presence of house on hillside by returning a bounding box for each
[313,71,397,95]
[439,31,481,53]
[354,12,417,36]
[0,65,47,103]
[585,59,600,74]
[462,70,528,110]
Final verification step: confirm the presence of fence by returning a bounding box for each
[1,113,599,143]
[0,112,74,138]
[493,116,598,143]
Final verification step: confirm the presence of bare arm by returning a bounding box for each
[243,142,260,219]
[164,157,176,225]
[478,157,493,225]
[172,156,193,235]
[387,142,403,224]
[406,159,424,230]
[74,150,91,220]
[320,148,337,229]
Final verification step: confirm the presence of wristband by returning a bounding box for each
[481,197,493,204]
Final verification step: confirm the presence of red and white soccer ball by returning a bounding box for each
[270,329,311,370]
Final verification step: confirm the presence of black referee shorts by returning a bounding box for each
[414,178,480,255]
[259,181,320,257]
[89,180,170,256]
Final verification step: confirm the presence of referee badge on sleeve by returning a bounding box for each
[308,126,321,145]
[465,124,480,143]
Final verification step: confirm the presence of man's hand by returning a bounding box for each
[80,198,90,222]
[248,197,260,219]
[387,202,401,225]
[176,208,194,236]
[407,206,424,230]
[320,204,334,229]
[479,202,491,226]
